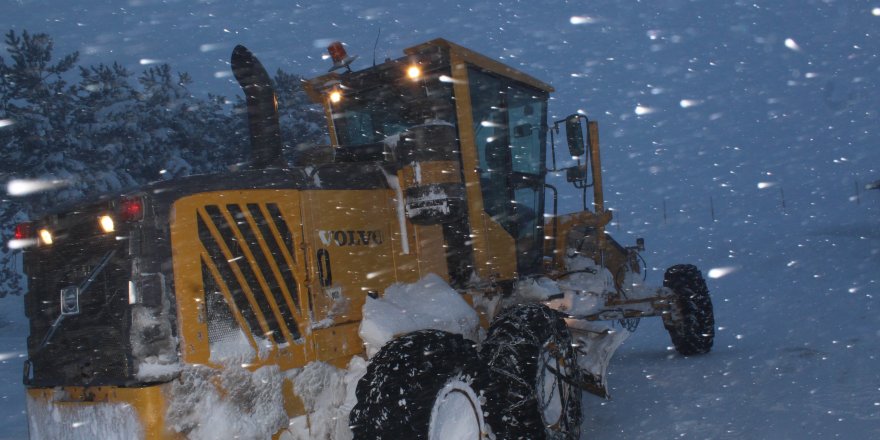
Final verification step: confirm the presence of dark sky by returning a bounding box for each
[4,0,878,226]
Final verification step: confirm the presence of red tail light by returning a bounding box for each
[14,222,34,240]
[119,196,144,222]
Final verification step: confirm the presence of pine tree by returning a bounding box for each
[0,30,79,176]
[272,69,327,162]
[0,30,80,297]
[0,30,331,297]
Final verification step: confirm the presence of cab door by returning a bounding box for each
[299,188,396,366]
[463,67,549,277]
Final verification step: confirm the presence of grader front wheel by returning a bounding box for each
[662,264,715,355]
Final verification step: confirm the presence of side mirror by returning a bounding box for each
[565,115,586,157]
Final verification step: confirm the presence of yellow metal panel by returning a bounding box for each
[311,322,364,364]
[412,223,449,282]
[300,189,397,327]
[479,213,517,280]
[27,385,181,440]
[170,197,208,364]
[171,190,309,370]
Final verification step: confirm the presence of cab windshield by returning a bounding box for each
[330,74,455,146]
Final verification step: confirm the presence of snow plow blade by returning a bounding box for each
[567,319,631,398]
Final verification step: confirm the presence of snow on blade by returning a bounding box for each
[7,178,68,196]
[707,266,738,279]
[359,274,479,357]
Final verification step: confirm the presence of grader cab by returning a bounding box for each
[15,39,714,439]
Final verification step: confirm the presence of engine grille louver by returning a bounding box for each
[196,202,302,345]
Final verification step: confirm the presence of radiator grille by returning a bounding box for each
[196,202,302,346]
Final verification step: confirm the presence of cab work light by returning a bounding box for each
[406,65,422,80]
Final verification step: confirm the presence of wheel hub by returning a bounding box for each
[429,378,486,440]
[537,343,565,427]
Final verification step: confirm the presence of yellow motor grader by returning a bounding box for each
[14,38,714,439]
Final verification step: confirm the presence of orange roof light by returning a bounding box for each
[327,41,347,65]
[327,41,358,72]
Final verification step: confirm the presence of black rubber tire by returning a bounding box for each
[350,330,485,440]
[662,264,715,355]
[479,304,582,440]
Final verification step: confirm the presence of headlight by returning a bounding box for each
[38,228,53,245]
[99,215,115,233]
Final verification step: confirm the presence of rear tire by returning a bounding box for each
[662,264,715,355]
[350,330,488,440]
[479,304,582,439]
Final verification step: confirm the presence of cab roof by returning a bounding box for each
[304,38,554,103]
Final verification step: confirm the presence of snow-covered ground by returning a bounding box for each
[582,200,879,439]
[1,202,876,440]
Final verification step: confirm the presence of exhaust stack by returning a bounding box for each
[231,45,284,169]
